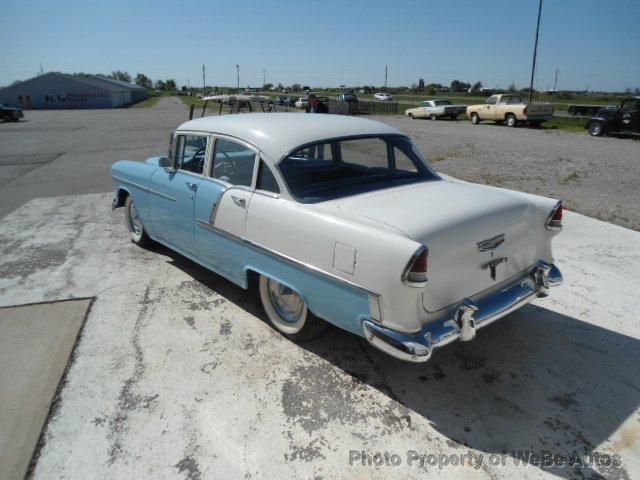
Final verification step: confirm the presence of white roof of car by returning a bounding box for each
[177,113,404,161]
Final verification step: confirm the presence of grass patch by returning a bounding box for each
[131,95,161,108]
[543,116,587,133]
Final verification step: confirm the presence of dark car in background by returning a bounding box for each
[274,96,286,106]
[285,96,297,106]
[336,92,358,103]
[587,97,640,137]
[0,103,24,122]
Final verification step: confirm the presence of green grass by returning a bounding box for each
[542,116,587,133]
[130,95,161,108]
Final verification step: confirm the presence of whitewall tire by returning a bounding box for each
[124,196,151,246]
[258,275,326,341]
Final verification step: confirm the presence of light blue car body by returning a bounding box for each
[111,156,371,337]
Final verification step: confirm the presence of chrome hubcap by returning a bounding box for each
[267,279,305,324]
[129,202,143,235]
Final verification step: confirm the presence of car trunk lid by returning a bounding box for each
[337,180,543,311]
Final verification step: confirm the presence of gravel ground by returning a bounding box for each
[373,115,640,231]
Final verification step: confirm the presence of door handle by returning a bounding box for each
[186,181,198,190]
[231,195,246,208]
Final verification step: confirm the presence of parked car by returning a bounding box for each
[285,96,297,107]
[466,94,554,127]
[336,92,358,103]
[0,102,24,122]
[294,97,308,109]
[374,92,394,102]
[405,99,466,120]
[587,97,640,137]
[111,114,563,363]
[274,96,286,106]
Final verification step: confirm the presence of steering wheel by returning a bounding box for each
[213,151,235,181]
[191,146,207,171]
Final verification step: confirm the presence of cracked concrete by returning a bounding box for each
[0,192,638,479]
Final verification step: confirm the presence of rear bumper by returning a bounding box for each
[524,114,554,121]
[362,261,562,363]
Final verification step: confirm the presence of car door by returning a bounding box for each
[620,98,640,133]
[194,136,259,278]
[481,95,498,120]
[148,132,209,255]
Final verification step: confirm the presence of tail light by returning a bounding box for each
[402,246,428,286]
[546,201,563,230]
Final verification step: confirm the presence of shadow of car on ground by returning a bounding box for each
[158,244,638,479]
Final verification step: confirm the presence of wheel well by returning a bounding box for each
[505,112,516,119]
[245,268,259,292]
[114,188,129,208]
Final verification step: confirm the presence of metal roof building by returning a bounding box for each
[0,72,148,109]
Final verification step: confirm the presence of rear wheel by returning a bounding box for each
[471,113,480,125]
[2,113,11,123]
[449,114,458,121]
[506,114,517,127]
[258,275,326,341]
[588,121,604,137]
[124,196,151,246]
[408,113,414,119]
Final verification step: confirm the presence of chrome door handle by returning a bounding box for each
[231,195,246,208]
[186,182,198,190]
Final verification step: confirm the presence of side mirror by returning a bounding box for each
[159,157,174,169]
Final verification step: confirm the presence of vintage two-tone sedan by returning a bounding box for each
[111,113,563,362]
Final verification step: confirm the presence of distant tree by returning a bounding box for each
[11,79,21,85]
[264,82,274,90]
[154,79,166,90]
[291,83,302,92]
[470,81,483,93]
[634,87,640,95]
[165,79,177,91]
[450,80,470,92]
[135,73,153,89]
[276,82,284,91]
[507,82,518,93]
[110,70,132,83]
[426,85,437,95]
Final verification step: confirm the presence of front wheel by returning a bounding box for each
[588,121,604,137]
[408,113,414,119]
[449,114,458,121]
[470,113,480,125]
[124,196,151,246]
[258,275,326,341]
[430,114,438,121]
[506,114,517,127]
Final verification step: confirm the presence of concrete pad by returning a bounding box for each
[0,193,638,479]
[0,299,91,480]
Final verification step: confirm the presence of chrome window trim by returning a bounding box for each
[173,132,211,177]
[207,133,261,189]
[113,175,176,202]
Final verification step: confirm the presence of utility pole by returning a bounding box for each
[39,63,43,75]
[236,65,240,89]
[528,0,543,102]
[202,63,206,94]
[384,65,388,89]
[262,69,266,89]
[553,68,559,91]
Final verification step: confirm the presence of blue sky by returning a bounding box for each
[1,0,638,91]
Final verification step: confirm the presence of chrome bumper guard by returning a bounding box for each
[362,261,562,363]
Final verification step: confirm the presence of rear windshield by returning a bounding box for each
[278,135,439,203]
[433,100,452,106]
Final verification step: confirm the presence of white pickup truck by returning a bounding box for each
[466,94,554,127]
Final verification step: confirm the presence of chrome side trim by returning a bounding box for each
[363,260,563,363]
[196,219,242,242]
[112,175,176,202]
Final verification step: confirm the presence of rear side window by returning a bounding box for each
[257,161,280,194]
[211,138,256,186]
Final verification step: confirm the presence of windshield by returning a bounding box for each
[278,135,439,203]
[433,100,452,106]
